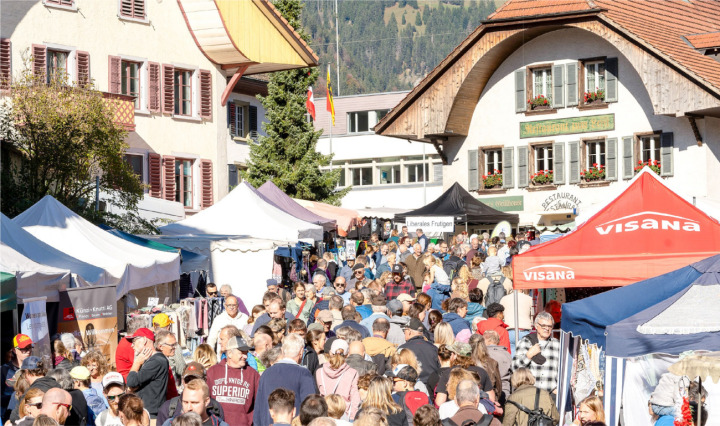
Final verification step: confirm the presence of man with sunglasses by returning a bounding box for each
[96,372,151,426]
[1,334,33,422]
[15,388,73,426]
[156,363,225,426]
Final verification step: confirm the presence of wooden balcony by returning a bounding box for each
[102,92,136,132]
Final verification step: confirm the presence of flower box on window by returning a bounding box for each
[483,171,503,189]
[527,95,551,110]
[581,164,606,181]
[531,170,553,185]
[583,88,605,104]
[634,159,661,175]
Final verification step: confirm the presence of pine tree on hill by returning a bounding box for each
[415,12,422,26]
[242,0,347,205]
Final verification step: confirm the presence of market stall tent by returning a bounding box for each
[13,196,181,300]
[513,169,720,289]
[293,198,359,237]
[256,181,336,232]
[0,272,16,312]
[160,182,323,242]
[0,242,71,302]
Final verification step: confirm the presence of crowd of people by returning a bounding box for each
[2,228,616,426]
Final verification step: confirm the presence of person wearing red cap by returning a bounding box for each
[1,334,33,421]
[115,328,154,380]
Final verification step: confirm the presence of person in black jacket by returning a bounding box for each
[156,362,224,426]
[397,319,439,387]
[127,330,171,418]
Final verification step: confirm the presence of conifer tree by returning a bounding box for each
[243,0,347,205]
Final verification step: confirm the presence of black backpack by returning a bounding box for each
[506,388,556,426]
[441,415,494,426]
[484,274,507,306]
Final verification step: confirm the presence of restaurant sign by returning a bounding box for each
[478,196,524,212]
[520,114,614,138]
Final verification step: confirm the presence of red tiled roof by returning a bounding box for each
[489,0,596,20]
[685,31,720,49]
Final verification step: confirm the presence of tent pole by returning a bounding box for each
[514,290,519,351]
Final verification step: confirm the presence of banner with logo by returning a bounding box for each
[20,297,52,368]
[405,216,455,233]
[345,240,357,259]
[58,286,117,366]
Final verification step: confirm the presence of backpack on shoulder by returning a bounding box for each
[398,390,430,426]
[441,415,494,426]
[484,274,507,306]
[506,388,556,426]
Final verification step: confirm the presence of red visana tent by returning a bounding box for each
[513,168,720,289]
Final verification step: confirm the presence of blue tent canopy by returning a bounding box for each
[561,255,718,349]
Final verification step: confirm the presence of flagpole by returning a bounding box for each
[335,0,340,96]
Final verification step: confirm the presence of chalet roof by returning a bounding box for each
[488,0,598,20]
[686,31,720,49]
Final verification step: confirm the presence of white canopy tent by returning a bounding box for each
[146,235,282,307]
[0,242,71,302]
[1,213,110,287]
[14,196,181,300]
[160,182,323,242]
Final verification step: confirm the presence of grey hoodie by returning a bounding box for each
[388,315,409,346]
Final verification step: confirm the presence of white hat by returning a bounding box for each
[330,339,349,355]
[102,372,124,390]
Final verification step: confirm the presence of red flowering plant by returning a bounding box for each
[482,170,503,188]
[674,397,692,426]
[583,87,605,103]
[527,94,550,109]
[531,170,554,185]
[634,159,661,174]
[581,163,605,181]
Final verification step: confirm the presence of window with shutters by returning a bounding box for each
[580,139,607,182]
[47,49,69,84]
[123,153,144,181]
[121,61,141,109]
[529,143,554,186]
[232,103,247,138]
[479,148,502,190]
[532,67,552,100]
[578,57,617,106]
[174,69,192,116]
[119,0,146,21]
[524,64,555,112]
[44,0,76,10]
[175,158,193,207]
[1,39,10,91]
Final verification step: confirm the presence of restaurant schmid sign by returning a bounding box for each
[520,114,614,138]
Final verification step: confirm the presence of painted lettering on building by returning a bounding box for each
[542,192,581,211]
[520,114,614,138]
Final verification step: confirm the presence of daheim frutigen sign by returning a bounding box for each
[520,114,614,138]
[405,216,455,233]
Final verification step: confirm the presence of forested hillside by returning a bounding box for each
[302,0,499,96]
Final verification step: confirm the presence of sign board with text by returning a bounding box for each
[520,114,614,138]
[405,216,455,233]
[478,196,524,212]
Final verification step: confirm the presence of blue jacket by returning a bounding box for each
[360,313,391,334]
[465,303,486,327]
[443,312,471,335]
[254,360,317,426]
[356,304,373,319]
[333,320,370,339]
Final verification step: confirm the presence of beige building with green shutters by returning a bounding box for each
[375,0,720,230]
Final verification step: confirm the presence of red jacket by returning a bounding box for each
[115,338,134,380]
[477,318,511,353]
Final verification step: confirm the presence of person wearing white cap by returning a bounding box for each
[96,372,151,426]
[315,339,361,420]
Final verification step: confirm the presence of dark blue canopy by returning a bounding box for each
[560,255,720,350]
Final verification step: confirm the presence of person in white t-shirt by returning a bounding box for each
[95,372,150,426]
[500,289,534,358]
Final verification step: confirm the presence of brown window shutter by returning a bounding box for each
[162,64,174,115]
[108,55,121,94]
[163,155,176,201]
[148,153,162,198]
[120,0,132,17]
[32,44,46,81]
[228,102,236,136]
[148,62,160,113]
[200,159,213,208]
[133,0,146,19]
[76,51,90,86]
[0,39,10,90]
[199,69,212,120]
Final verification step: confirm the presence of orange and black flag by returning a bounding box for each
[326,65,335,126]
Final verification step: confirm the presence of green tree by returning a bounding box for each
[242,0,347,205]
[0,61,153,233]
[415,12,422,26]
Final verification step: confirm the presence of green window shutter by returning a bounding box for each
[502,147,514,189]
[605,57,618,103]
[468,149,479,191]
[515,69,526,113]
[228,164,238,191]
[433,163,443,183]
[517,146,529,188]
[566,63,578,107]
[568,141,580,184]
[622,136,634,179]
[553,142,565,185]
[606,137,618,181]
[552,64,564,109]
[660,132,674,176]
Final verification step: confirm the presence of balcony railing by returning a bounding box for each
[102,92,136,132]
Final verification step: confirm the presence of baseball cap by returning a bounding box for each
[102,372,125,390]
[402,318,425,332]
[70,366,91,380]
[127,328,154,342]
[317,310,333,323]
[307,323,324,332]
[226,336,253,352]
[386,364,418,383]
[266,279,278,287]
[396,294,416,303]
[387,299,403,316]
[13,334,33,349]
[6,370,22,388]
[447,342,472,357]
[352,264,365,271]
[183,362,205,379]
[371,294,387,306]
[347,255,355,261]
[391,265,403,274]
[152,313,174,328]
[21,356,41,370]
[329,339,349,355]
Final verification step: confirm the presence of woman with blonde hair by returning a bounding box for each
[423,255,449,286]
[16,388,44,421]
[359,376,406,426]
[391,349,429,395]
[52,339,77,370]
[192,344,217,371]
[325,394,352,426]
[437,368,476,419]
[574,395,605,425]
[81,350,110,398]
[469,335,502,402]
[451,277,469,301]
[315,339,360,420]
[433,323,455,348]
[503,368,560,426]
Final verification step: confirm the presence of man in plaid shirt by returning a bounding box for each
[384,265,416,300]
[511,311,560,395]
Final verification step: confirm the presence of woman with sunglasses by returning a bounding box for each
[13,388,44,424]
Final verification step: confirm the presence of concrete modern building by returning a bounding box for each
[375,0,720,231]
[1,0,317,220]
[314,91,443,210]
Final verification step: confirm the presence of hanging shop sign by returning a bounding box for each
[478,196,524,212]
[520,114,614,138]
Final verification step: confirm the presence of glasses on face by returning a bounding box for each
[106,393,126,402]
[207,291,218,296]
[226,304,238,308]
[536,323,553,330]
[355,270,364,274]
[53,402,72,412]
[162,342,177,349]
[17,347,32,353]
[26,402,42,409]
[335,283,346,288]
